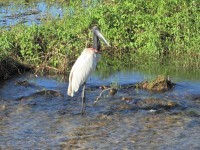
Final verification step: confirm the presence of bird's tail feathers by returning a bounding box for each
[67,84,74,97]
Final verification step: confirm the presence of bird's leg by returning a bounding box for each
[81,82,86,115]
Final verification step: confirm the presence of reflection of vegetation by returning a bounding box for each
[0,0,199,79]
[96,57,200,81]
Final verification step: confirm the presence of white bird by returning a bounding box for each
[67,26,110,115]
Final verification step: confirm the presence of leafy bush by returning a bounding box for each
[0,0,199,73]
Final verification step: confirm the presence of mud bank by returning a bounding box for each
[0,57,31,80]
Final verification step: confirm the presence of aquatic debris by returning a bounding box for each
[99,85,117,96]
[15,80,29,87]
[99,85,108,90]
[121,97,132,101]
[189,95,200,103]
[97,114,112,120]
[137,98,178,110]
[16,89,63,101]
[109,88,117,96]
[149,109,157,113]
[187,109,200,117]
[15,80,38,88]
[0,101,7,121]
[135,75,175,91]
[94,88,112,105]
[117,103,133,111]
[0,104,6,111]
[121,97,133,103]
[94,87,117,105]
[113,98,180,114]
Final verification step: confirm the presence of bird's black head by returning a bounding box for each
[92,26,110,51]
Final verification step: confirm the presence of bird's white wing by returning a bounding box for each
[68,50,100,97]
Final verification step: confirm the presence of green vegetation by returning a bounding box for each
[0,0,199,78]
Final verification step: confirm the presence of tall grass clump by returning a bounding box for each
[0,0,199,76]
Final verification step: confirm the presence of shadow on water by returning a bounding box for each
[0,68,200,149]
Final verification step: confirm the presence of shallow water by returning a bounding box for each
[0,1,66,27]
[0,71,200,149]
[0,0,98,27]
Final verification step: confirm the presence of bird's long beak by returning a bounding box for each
[94,30,111,47]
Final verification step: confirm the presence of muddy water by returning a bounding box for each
[0,71,200,149]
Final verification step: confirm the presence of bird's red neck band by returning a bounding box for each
[88,48,99,53]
